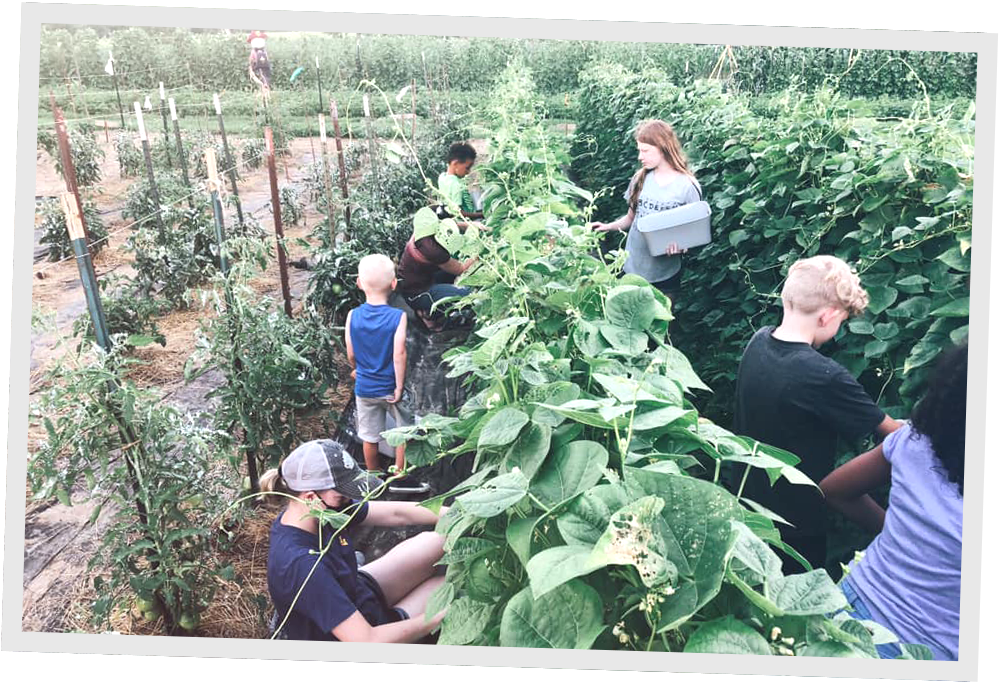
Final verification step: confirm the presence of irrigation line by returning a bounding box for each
[33,149,267,276]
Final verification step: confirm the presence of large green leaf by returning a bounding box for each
[683,616,772,655]
[765,570,848,616]
[528,381,581,427]
[866,286,898,315]
[526,545,606,599]
[556,484,630,546]
[599,324,648,355]
[502,421,552,480]
[455,471,529,517]
[656,345,711,392]
[530,440,609,507]
[631,406,696,432]
[506,514,543,568]
[413,206,440,240]
[478,407,530,449]
[727,520,783,586]
[499,581,606,649]
[438,597,494,646]
[627,470,741,631]
[590,496,678,588]
[931,297,969,318]
[438,538,499,565]
[604,285,657,331]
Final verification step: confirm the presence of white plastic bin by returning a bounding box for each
[635,200,712,255]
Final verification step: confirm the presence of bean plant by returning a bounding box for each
[379,62,932,659]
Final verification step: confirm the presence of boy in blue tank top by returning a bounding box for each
[346,255,427,493]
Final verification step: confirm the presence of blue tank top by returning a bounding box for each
[350,303,403,398]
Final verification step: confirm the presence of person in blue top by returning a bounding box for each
[820,342,967,660]
[346,254,427,493]
[263,439,448,642]
[588,119,702,305]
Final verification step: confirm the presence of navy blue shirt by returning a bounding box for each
[350,303,404,398]
[267,502,393,640]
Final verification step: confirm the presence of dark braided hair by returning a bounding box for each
[910,341,968,496]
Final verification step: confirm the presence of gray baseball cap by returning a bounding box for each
[281,439,383,499]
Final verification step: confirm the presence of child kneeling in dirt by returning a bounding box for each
[263,439,448,642]
[346,254,428,493]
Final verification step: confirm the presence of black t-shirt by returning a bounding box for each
[732,326,885,539]
[267,501,393,640]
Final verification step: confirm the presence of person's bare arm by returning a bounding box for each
[361,502,443,527]
[388,315,407,404]
[875,415,904,438]
[819,443,892,535]
[590,208,635,233]
[332,609,444,643]
[438,257,476,276]
[345,310,356,377]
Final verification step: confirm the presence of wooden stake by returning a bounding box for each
[363,93,380,207]
[51,97,90,243]
[318,114,336,247]
[265,127,293,318]
[134,102,167,240]
[169,97,194,207]
[329,98,351,239]
[104,120,109,143]
[158,82,172,168]
[213,93,245,230]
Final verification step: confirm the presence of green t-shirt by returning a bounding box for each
[438,172,476,214]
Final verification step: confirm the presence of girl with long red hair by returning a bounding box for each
[590,119,702,302]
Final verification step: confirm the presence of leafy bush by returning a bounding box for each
[36,195,108,262]
[279,185,304,226]
[187,252,341,474]
[125,198,221,308]
[571,66,972,426]
[37,124,105,187]
[114,130,144,178]
[28,337,233,633]
[72,274,168,349]
[242,137,266,171]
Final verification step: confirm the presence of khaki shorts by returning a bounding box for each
[355,394,413,443]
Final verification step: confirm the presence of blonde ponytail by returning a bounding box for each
[259,468,288,502]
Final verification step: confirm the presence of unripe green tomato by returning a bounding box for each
[178,613,200,632]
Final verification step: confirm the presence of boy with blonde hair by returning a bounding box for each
[732,255,901,573]
[346,255,428,494]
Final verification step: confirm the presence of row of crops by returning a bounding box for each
[355,61,940,657]
[30,49,968,655]
[41,26,977,98]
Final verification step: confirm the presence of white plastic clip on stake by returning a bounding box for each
[168,97,178,122]
[134,102,147,141]
[159,82,165,100]
[363,94,370,119]
[144,94,152,110]
[213,93,222,116]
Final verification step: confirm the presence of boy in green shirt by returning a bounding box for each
[436,142,483,221]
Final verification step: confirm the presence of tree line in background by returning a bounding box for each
[40,26,977,99]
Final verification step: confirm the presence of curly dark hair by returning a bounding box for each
[910,341,968,496]
[447,141,477,164]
